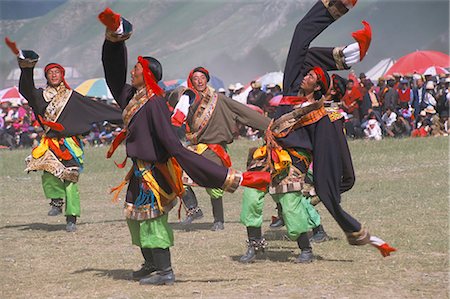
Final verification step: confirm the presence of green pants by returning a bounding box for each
[240,188,320,240]
[42,171,80,217]
[127,213,174,249]
[206,187,224,199]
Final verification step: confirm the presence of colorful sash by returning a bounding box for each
[186,87,218,144]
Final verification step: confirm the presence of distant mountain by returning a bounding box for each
[0,0,448,89]
[0,0,67,20]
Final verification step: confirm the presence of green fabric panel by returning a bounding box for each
[64,181,80,217]
[42,171,66,199]
[127,214,174,249]
[42,172,80,216]
[206,187,224,199]
[240,187,266,227]
[303,198,321,228]
[272,192,319,240]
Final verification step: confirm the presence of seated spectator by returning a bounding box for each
[382,107,397,133]
[390,115,411,138]
[364,119,382,140]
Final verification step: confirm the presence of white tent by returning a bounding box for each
[365,58,395,81]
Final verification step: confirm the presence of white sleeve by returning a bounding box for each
[172,94,191,117]
[343,42,360,67]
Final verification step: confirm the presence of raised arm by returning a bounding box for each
[99,8,135,110]
[4,38,47,115]
[283,0,357,95]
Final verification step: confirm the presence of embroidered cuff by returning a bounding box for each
[345,226,371,246]
[221,168,242,193]
[321,0,356,20]
[332,46,348,70]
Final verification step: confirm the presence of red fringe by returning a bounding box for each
[38,115,65,132]
[106,129,126,158]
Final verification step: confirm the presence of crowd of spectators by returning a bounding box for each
[1,70,449,150]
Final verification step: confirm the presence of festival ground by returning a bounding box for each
[0,137,448,298]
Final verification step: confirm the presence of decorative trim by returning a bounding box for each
[17,57,38,68]
[43,83,72,132]
[221,169,242,193]
[186,88,218,144]
[123,199,178,221]
[25,150,80,182]
[321,0,352,20]
[346,227,371,245]
[333,46,347,70]
[105,29,132,42]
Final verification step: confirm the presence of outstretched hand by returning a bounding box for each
[98,7,121,31]
[5,37,19,55]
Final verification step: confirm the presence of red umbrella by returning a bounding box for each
[385,50,450,76]
[0,86,27,104]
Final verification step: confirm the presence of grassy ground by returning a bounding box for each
[0,137,448,299]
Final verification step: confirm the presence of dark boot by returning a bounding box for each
[239,227,266,263]
[65,215,77,232]
[295,232,313,263]
[140,248,175,285]
[180,187,204,225]
[133,248,157,280]
[269,203,284,229]
[48,198,63,216]
[310,225,330,243]
[210,197,224,231]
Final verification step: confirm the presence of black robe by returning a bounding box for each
[102,39,231,203]
[276,1,361,233]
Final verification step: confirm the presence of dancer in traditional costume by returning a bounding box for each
[170,67,271,230]
[98,8,269,285]
[4,37,123,232]
[244,0,396,263]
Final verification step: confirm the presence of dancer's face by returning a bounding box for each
[46,67,63,87]
[191,72,208,92]
[131,62,145,88]
[300,70,321,94]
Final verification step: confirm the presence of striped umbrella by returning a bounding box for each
[75,78,113,99]
[0,86,27,104]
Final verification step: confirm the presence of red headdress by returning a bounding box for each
[312,66,330,93]
[137,56,164,97]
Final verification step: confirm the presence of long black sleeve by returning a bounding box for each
[283,1,336,95]
[149,98,228,188]
[19,67,48,116]
[102,40,135,110]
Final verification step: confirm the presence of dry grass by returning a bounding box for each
[0,137,448,299]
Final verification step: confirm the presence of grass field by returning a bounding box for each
[0,137,448,299]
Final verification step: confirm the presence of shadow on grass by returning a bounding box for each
[230,249,294,263]
[0,219,124,232]
[72,268,132,281]
[315,255,354,263]
[170,220,241,232]
[71,268,247,284]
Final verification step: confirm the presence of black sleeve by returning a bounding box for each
[102,40,135,110]
[18,67,47,116]
[149,98,228,188]
[303,46,347,73]
[52,92,123,137]
[283,1,336,95]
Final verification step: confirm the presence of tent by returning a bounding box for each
[365,58,395,81]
